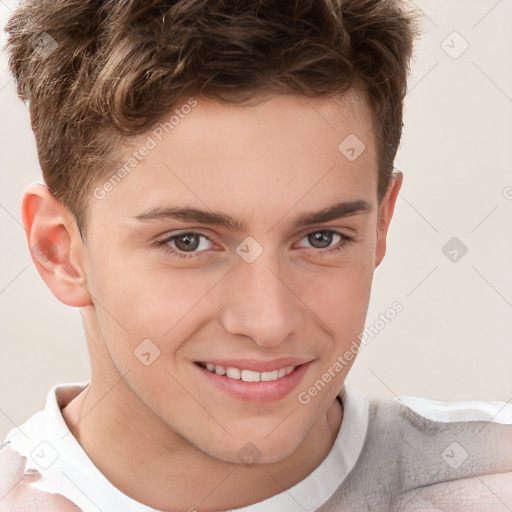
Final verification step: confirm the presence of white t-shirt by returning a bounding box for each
[1,381,511,511]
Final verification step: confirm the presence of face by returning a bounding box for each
[45,90,400,464]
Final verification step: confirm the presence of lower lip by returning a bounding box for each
[194,362,312,403]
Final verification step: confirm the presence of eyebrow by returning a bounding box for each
[132,199,372,232]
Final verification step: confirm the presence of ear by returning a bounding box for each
[374,171,403,269]
[21,183,92,307]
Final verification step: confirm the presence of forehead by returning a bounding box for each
[164,88,374,158]
[90,89,378,228]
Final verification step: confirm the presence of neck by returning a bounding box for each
[61,378,343,511]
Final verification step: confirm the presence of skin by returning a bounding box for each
[22,89,402,511]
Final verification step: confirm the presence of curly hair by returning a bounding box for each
[4,0,420,237]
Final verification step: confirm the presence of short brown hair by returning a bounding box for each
[5,0,420,237]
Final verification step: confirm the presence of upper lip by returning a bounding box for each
[196,357,312,373]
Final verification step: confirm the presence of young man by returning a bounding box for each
[1,1,511,511]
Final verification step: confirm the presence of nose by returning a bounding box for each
[219,252,304,348]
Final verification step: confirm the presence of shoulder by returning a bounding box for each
[368,394,512,511]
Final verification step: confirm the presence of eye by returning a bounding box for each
[296,230,354,254]
[155,232,214,260]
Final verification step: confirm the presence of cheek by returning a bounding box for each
[312,269,372,339]
[89,259,219,358]
[296,240,375,351]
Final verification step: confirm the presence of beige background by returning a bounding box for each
[1,0,511,441]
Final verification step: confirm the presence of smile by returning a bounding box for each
[198,362,297,382]
[194,359,313,402]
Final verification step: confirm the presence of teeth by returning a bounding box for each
[261,370,278,381]
[202,363,298,381]
[214,365,226,375]
[226,367,241,379]
[241,369,260,382]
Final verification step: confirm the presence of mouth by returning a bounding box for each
[196,361,298,382]
[193,359,313,402]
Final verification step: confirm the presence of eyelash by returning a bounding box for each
[154,230,355,260]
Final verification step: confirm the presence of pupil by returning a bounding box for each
[310,231,331,249]
[176,233,199,251]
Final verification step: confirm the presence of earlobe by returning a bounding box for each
[374,171,403,269]
[22,183,92,308]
